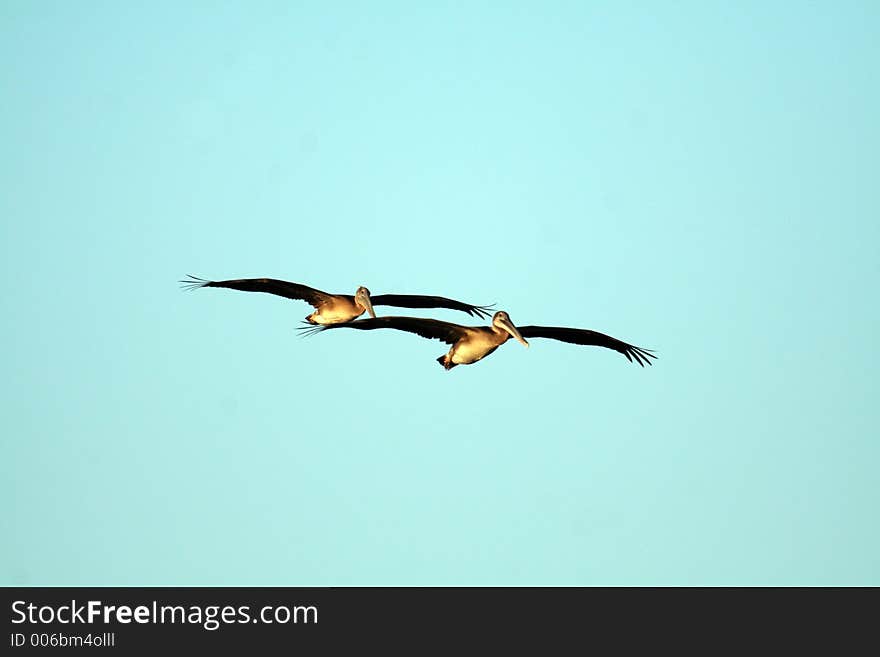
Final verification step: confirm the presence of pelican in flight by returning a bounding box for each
[300,311,656,370]
[180,275,494,325]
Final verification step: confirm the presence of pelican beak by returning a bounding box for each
[498,315,529,348]
[356,288,377,318]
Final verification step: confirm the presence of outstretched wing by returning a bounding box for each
[517,326,657,367]
[369,294,495,319]
[181,275,333,309]
[300,316,469,345]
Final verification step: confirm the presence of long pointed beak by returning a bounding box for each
[498,316,529,347]
[357,291,376,318]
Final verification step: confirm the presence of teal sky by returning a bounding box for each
[2,2,878,585]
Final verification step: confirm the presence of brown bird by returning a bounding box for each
[180,275,494,325]
[300,311,657,370]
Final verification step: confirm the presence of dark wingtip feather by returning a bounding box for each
[179,274,210,291]
[295,323,326,338]
[628,346,657,366]
[471,303,497,319]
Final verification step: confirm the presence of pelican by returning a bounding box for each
[180,275,494,325]
[300,311,657,369]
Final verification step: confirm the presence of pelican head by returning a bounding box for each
[492,310,529,347]
[354,286,376,318]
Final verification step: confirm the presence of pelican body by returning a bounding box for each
[181,275,494,325]
[301,311,657,370]
[433,311,528,368]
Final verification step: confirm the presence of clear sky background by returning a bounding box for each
[2,2,878,585]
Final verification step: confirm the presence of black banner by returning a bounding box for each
[1,587,872,651]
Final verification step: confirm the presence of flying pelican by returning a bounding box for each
[180,275,494,325]
[299,311,657,369]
